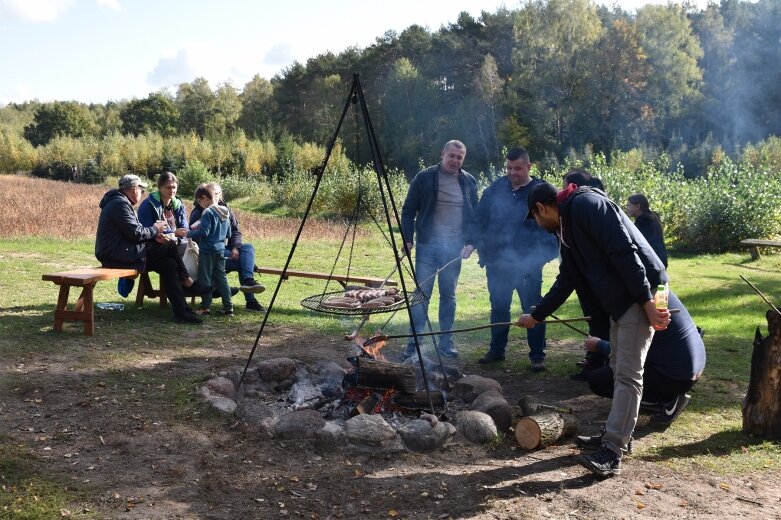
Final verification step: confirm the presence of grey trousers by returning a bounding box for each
[603,303,655,456]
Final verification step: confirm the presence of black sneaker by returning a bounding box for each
[240,278,266,294]
[530,359,546,372]
[575,426,633,454]
[173,311,203,325]
[577,446,621,477]
[245,300,265,312]
[478,350,505,364]
[650,393,691,424]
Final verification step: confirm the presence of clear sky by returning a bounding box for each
[0,0,708,105]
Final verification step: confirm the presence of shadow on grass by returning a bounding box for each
[638,427,773,462]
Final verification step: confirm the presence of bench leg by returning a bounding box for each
[78,285,95,336]
[751,246,761,261]
[53,285,70,332]
[51,284,95,336]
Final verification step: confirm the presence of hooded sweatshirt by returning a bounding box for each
[95,189,157,270]
[186,204,231,254]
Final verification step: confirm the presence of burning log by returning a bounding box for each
[742,309,781,438]
[392,390,445,409]
[351,393,382,416]
[355,358,417,394]
[514,411,578,450]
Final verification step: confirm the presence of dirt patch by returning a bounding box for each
[1,327,779,519]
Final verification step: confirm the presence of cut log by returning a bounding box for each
[392,390,445,409]
[742,309,781,438]
[514,412,578,449]
[356,358,417,393]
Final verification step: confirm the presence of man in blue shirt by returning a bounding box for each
[474,147,558,371]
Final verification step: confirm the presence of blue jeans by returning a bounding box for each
[486,260,546,361]
[223,243,258,303]
[405,240,463,355]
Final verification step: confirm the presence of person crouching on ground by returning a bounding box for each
[516,181,669,478]
[176,185,233,316]
[576,289,705,429]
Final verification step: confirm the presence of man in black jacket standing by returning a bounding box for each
[474,147,558,370]
[400,140,478,359]
[517,181,669,477]
[95,174,203,324]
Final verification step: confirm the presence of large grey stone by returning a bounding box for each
[205,376,235,398]
[454,410,498,444]
[274,409,325,440]
[344,414,398,447]
[256,358,298,382]
[452,375,502,403]
[316,421,346,448]
[470,390,513,432]
[197,386,237,414]
[398,419,456,453]
[309,361,346,386]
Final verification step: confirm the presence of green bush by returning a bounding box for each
[270,163,408,220]
[176,159,215,198]
[540,150,781,253]
[219,174,269,201]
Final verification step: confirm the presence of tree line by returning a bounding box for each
[1,0,780,180]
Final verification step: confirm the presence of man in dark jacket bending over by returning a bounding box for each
[517,181,669,477]
[95,174,203,324]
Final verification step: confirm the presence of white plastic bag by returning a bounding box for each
[183,239,200,280]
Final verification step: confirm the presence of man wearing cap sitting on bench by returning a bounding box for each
[95,174,205,324]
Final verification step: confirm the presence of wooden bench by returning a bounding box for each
[740,239,781,260]
[42,268,169,335]
[254,267,397,288]
[42,268,139,336]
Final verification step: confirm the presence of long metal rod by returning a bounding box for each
[355,74,441,409]
[549,313,589,337]
[374,317,592,341]
[740,275,781,316]
[237,78,359,393]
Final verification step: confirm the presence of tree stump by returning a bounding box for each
[742,309,781,438]
[514,411,578,449]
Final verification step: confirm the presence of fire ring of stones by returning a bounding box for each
[198,356,515,453]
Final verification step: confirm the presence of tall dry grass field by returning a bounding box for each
[0,174,358,241]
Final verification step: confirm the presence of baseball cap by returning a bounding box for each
[524,181,558,220]
[118,174,148,189]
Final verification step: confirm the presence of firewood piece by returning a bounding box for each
[350,393,381,416]
[355,358,417,393]
[514,411,578,449]
[742,310,781,438]
[392,390,445,409]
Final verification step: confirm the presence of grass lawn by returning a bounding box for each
[2,231,781,516]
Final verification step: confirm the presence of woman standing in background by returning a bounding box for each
[627,193,668,268]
